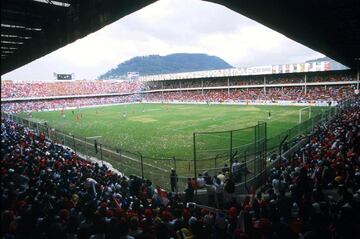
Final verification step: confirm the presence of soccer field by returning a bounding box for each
[26,103,323,160]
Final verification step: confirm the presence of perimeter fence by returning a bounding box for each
[2,98,354,192]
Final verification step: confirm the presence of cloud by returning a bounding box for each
[2,0,324,81]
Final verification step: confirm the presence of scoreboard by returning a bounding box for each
[57,74,72,80]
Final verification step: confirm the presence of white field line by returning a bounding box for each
[143,108,162,112]
[85,136,102,139]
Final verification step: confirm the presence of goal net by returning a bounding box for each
[299,107,311,124]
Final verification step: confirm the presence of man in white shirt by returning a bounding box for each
[196,173,205,189]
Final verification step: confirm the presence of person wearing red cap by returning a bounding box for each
[144,208,153,219]
[234,228,249,239]
[2,95,360,239]
[128,216,143,238]
[114,208,125,218]
[59,209,70,222]
[142,208,155,235]
[161,210,171,222]
[182,208,191,223]
[227,206,238,235]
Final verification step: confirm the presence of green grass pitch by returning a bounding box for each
[26,103,323,160]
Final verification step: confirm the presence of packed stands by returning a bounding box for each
[2,85,355,114]
[2,71,356,99]
[1,70,358,113]
[144,71,357,90]
[266,76,304,84]
[2,96,359,239]
[228,76,264,86]
[1,80,143,98]
[307,72,356,83]
[2,95,139,113]
[143,86,356,103]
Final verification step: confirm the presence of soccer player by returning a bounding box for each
[268,111,272,120]
[123,112,127,118]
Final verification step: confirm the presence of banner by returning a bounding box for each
[57,74,72,80]
[246,65,272,75]
[139,61,332,82]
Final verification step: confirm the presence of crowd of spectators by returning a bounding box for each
[1,72,356,99]
[266,76,304,85]
[2,95,139,113]
[1,117,173,239]
[1,96,359,239]
[143,86,356,103]
[228,77,264,86]
[144,72,356,91]
[305,86,355,102]
[260,96,360,239]
[140,68,244,82]
[2,85,355,114]
[1,80,143,98]
[307,72,356,83]
[1,72,356,114]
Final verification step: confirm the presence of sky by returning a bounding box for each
[2,0,324,81]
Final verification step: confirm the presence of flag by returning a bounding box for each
[155,186,169,206]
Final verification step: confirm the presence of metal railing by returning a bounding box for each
[1,97,355,192]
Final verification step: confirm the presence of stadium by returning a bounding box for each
[1,1,360,239]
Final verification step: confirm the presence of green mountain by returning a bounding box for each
[99,53,233,79]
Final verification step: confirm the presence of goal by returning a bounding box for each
[299,107,311,124]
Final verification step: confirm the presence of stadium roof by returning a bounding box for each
[1,0,359,75]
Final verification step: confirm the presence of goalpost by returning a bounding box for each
[299,107,311,124]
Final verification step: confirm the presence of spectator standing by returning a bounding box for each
[170,168,178,192]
